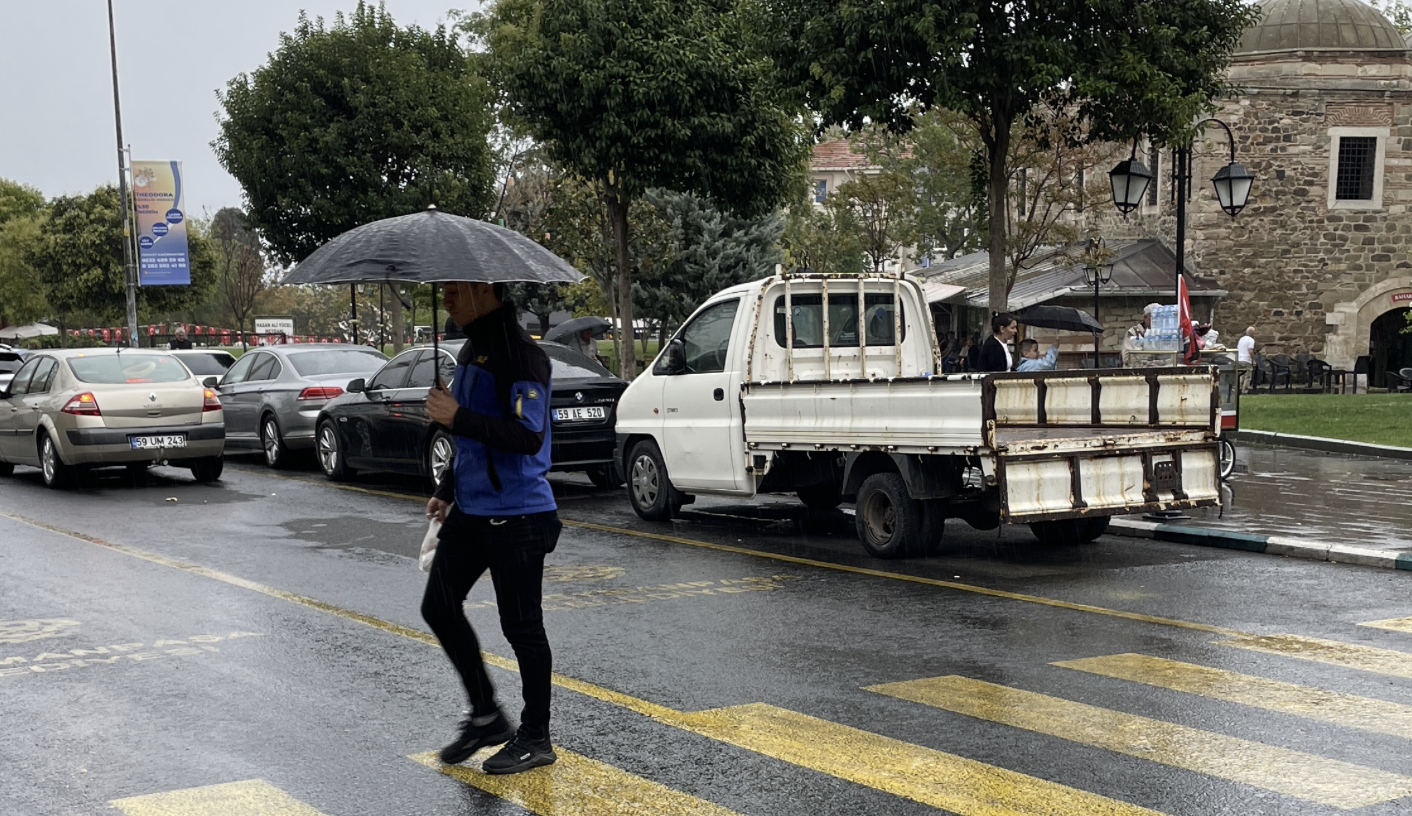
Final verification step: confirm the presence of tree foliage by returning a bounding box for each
[0,178,49,328]
[755,0,1259,310]
[475,0,810,376]
[28,186,214,323]
[210,207,270,349]
[214,2,496,265]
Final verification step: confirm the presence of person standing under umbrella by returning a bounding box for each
[977,313,1018,372]
[422,280,562,775]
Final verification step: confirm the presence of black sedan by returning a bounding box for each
[314,340,626,488]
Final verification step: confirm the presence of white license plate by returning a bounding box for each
[553,406,606,422]
[130,435,187,450]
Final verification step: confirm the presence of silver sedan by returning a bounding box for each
[216,344,388,468]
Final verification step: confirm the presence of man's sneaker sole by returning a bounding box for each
[482,745,557,775]
[439,725,515,765]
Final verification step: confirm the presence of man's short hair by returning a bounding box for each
[1019,338,1039,354]
[175,327,186,335]
[991,312,1016,333]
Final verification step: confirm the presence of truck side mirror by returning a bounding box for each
[346,378,366,394]
[660,339,687,375]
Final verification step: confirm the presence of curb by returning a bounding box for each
[1231,429,1412,460]
[1109,518,1412,571]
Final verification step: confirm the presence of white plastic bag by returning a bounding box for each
[419,505,450,572]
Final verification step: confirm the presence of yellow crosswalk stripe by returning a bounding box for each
[868,675,1412,810]
[410,748,744,815]
[111,779,328,816]
[1218,633,1412,679]
[1056,653,1412,739]
[1360,617,1412,635]
[672,703,1169,816]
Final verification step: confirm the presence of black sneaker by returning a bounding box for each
[481,731,557,775]
[439,711,515,765]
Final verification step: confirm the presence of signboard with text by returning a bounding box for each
[254,317,295,337]
[132,161,191,286]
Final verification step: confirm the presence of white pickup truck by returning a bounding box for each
[614,271,1221,558]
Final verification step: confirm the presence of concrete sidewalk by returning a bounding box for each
[1112,441,1412,571]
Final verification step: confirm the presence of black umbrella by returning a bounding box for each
[1013,304,1104,334]
[544,316,612,345]
[281,205,584,376]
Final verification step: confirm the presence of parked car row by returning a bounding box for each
[0,340,627,491]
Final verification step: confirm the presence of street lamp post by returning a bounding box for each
[1082,237,1114,368]
[1108,119,1254,306]
[106,0,139,348]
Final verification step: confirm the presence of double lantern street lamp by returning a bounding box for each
[1107,118,1255,335]
[1082,237,1114,368]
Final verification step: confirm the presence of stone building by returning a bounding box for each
[1083,0,1412,381]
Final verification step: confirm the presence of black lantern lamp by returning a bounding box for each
[1210,160,1254,217]
[1082,237,1114,367]
[1108,151,1154,215]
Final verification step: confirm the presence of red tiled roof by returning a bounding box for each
[811,139,875,170]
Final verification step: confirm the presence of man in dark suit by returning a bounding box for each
[977,312,1018,372]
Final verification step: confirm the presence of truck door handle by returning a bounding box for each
[713,388,724,401]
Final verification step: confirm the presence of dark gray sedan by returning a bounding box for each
[216,344,388,467]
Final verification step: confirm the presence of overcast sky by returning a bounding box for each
[0,1,478,219]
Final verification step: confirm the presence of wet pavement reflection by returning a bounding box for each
[1152,444,1412,551]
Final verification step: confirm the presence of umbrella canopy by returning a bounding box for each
[0,322,59,341]
[1013,305,1104,334]
[543,316,612,345]
[281,206,584,286]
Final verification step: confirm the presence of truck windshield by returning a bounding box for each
[773,293,904,348]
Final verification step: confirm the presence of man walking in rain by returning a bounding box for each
[422,280,561,774]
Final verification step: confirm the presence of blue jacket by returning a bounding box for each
[1016,345,1059,372]
[432,304,556,517]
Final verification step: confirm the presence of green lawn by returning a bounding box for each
[1239,394,1412,447]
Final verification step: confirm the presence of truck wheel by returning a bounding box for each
[628,440,682,521]
[797,483,841,512]
[1029,516,1109,545]
[855,473,926,559]
[919,500,948,556]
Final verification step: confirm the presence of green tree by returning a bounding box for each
[634,189,784,340]
[210,207,270,350]
[476,0,809,377]
[0,179,50,328]
[214,3,496,266]
[781,202,866,276]
[907,111,986,262]
[28,186,215,327]
[1370,1,1412,33]
[755,0,1259,311]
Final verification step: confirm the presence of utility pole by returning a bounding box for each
[107,0,139,347]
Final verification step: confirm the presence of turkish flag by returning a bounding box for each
[101,329,111,342]
[1178,274,1199,364]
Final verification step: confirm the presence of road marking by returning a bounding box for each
[1056,653,1412,739]
[671,703,1168,816]
[1218,633,1412,680]
[111,779,327,815]
[236,466,1246,637]
[410,748,744,815]
[867,675,1412,809]
[1360,616,1412,635]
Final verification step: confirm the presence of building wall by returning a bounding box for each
[1080,52,1412,373]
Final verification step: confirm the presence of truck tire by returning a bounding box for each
[855,473,927,559]
[1028,516,1109,545]
[919,500,948,556]
[627,440,682,521]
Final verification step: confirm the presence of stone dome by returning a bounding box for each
[1237,0,1406,54]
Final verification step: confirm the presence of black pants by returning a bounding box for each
[421,509,560,739]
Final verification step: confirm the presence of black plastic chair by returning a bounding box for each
[1306,359,1333,391]
[1268,354,1295,392]
[1387,367,1412,393]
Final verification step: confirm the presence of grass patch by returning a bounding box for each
[1239,394,1412,447]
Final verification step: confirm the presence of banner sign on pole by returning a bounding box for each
[132,160,191,286]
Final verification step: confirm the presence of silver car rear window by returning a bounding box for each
[68,354,191,384]
[287,349,388,376]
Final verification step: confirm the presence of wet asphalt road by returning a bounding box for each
[3,454,1412,816]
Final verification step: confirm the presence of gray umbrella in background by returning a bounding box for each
[544,316,612,345]
[281,205,584,371]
